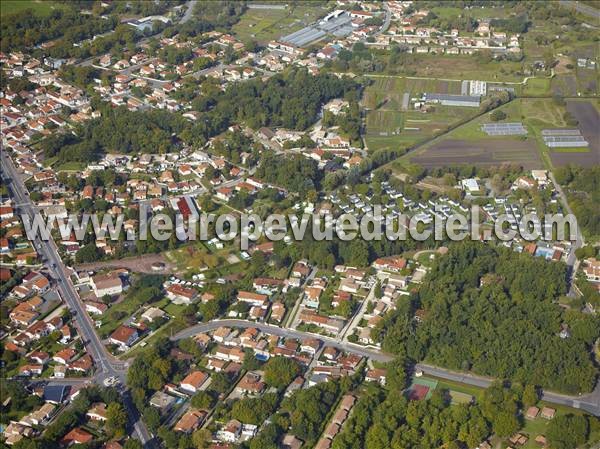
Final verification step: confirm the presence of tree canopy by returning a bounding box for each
[382,242,598,394]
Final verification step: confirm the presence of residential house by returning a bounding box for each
[109,325,139,349]
[180,370,209,394]
[174,410,207,434]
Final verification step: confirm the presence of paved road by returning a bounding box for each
[340,277,376,342]
[180,0,197,24]
[171,318,600,416]
[286,266,318,329]
[419,361,599,416]
[548,171,584,295]
[375,2,392,36]
[171,318,393,362]
[559,0,600,19]
[1,149,156,449]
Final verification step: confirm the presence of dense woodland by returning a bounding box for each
[255,153,323,195]
[0,1,182,58]
[378,242,599,394]
[0,8,116,53]
[554,165,600,238]
[332,380,599,449]
[45,69,359,163]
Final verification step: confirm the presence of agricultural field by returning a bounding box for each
[0,0,62,16]
[575,65,598,96]
[409,138,542,169]
[551,74,578,97]
[521,98,599,167]
[363,76,477,152]
[232,4,327,44]
[548,100,600,166]
[391,54,525,83]
[395,97,599,170]
[429,5,510,21]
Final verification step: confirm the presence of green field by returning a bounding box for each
[430,5,509,20]
[403,97,573,169]
[232,5,326,43]
[522,77,552,96]
[363,76,478,152]
[550,147,591,153]
[390,54,524,83]
[0,0,62,16]
[446,99,524,140]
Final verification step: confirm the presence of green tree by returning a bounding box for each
[490,110,507,121]
[123,440,143,449]
[492,411,520,437]
[106,402,127,437]
[264,357,300,389]
[547,414,589,449]
[522,384,539,407]
[191,391,214,410]
[191,429,212,449]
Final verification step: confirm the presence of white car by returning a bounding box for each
[103,376,118,387]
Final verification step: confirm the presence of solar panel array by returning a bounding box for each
[481,122,528,136]
[542,129,589,147]
[541,129,582,136]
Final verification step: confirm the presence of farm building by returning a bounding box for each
[423,93,481,107]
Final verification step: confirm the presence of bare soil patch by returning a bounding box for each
[411,139,543,169]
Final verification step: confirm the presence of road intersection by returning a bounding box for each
[1,149,155,448]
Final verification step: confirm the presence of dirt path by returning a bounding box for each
[75,253,175,274]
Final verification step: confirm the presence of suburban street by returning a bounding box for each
[0,149,156,449]
[285,266,318,329]
[3,142,598,429]
[548,171,585,296]
[171,319,600,416]
[171,318,393,363]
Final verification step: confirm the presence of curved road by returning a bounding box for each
[559,0,600,19]
[171,319,600,416]
[172,319,392,362]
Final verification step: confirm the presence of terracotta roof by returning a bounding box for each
[181,370,209,389]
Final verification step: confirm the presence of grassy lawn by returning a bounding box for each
[421,375,485,401]
[522,78,552,96]
[415,251,437,267]
[550,147,591,153]
[232,4,326,43]
[0,0,63,16]
[55,161,87,171]
[165,243,220,272]
[163,302,187,316]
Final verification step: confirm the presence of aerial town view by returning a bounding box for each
[0,1,599,449]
